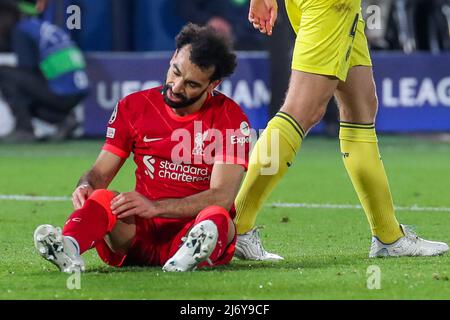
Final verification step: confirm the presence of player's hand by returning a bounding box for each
[248,0,278,36]
[110,191,159,219]
[72,184,94,209]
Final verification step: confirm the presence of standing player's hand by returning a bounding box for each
[248,0,278,36]
[72,184,94,209]
[110,191,159,219]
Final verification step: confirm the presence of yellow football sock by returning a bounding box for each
[234,111,304,234]
[339,122,403,244]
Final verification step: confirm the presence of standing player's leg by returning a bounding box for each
[163,205,236,272]
[234,71,337,261]
[336,66,448,257]
[335,66,403,244]
[34,189,137,272]
[234,0,360,260]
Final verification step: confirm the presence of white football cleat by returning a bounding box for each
[162,220,218,272]
[369,224,449,258]
[234,228,284,261]
[34,224,85,273]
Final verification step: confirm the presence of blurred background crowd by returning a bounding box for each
[0,0,449,142]
[1,0,447,53]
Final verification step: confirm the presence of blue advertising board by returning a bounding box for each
[84,52,270,136]
[83,52,450,137]
[372,53,450,132]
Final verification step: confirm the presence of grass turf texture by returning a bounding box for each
[0,136,449,299]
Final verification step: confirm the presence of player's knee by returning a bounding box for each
[197,205,233,242]
[339,94,378,123]
[91,188,119,197]
[299,104,327,130]
[89,189,115,207]
[360,90,378,114]
[309,106,328,127]
[90,189,114,198]
[369,93,378,114]
[88,189,117,231]
[281,102,327,132]
[197,205,229,221]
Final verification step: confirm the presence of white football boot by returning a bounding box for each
[234,228,284,261]
[34,224,85,273]
[162,220,218,272]
[369,224,449,258]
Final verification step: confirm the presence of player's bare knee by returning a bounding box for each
[281,101,327,132]
[309,105,328,127]
[339,98,378,123]
[362,90,378,113]
[336,81,379,123]
[301,104,327,131]
[368,93,378,114]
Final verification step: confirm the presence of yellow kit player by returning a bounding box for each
[234,0,448,260]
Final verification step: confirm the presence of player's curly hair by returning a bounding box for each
[175,23,237,82]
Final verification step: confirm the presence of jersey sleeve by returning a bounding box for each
[102,99,133,159]
[213,101,252,170]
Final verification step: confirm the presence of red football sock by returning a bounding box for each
[63,189,117,254]
[195,205,232,261]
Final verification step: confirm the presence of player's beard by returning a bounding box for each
[162,84,207,109]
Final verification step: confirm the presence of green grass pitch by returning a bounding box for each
[0,136,449,300]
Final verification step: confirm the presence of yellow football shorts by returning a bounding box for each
[285,0,372,81]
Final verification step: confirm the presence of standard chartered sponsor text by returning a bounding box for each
[158,160,210,182]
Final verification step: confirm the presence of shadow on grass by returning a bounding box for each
[227,252,368,271]
[30,251,446,277]
[26,251,372,276]
[81,252,369,274]
[84,265,160,274]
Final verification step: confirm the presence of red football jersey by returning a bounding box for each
[103,86,251,201]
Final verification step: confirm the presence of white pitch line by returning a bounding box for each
[269,202,450,212]
[0,194,449,212]
[0,195,70,201]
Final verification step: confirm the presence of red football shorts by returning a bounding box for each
[95,215,236,268]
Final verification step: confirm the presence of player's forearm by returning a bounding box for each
[76,169,110,190]
[155,189,233,218]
